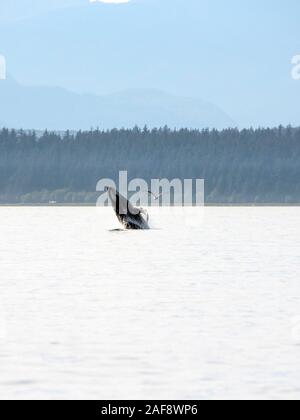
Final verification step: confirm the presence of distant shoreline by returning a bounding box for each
[0,203,300,207]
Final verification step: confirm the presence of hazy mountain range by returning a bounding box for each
[0,0,300,128]
[0,76,234,130]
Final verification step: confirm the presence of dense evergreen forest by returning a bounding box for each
[0,126,299,204]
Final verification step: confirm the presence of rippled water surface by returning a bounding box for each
[0,207,300,400]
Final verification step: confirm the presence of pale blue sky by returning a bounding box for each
[0,0,300,127]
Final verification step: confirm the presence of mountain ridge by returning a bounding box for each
[0,76,235,130]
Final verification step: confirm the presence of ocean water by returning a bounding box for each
[0,206,300,400]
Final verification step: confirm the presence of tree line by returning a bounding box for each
[0,125,299,204]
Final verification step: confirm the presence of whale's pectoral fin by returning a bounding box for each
[139,207,149,222]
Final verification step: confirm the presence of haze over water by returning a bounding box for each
[0,207,300,400]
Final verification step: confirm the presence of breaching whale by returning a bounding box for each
[106,187,150,230]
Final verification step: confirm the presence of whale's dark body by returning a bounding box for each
[107,187,150,230]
